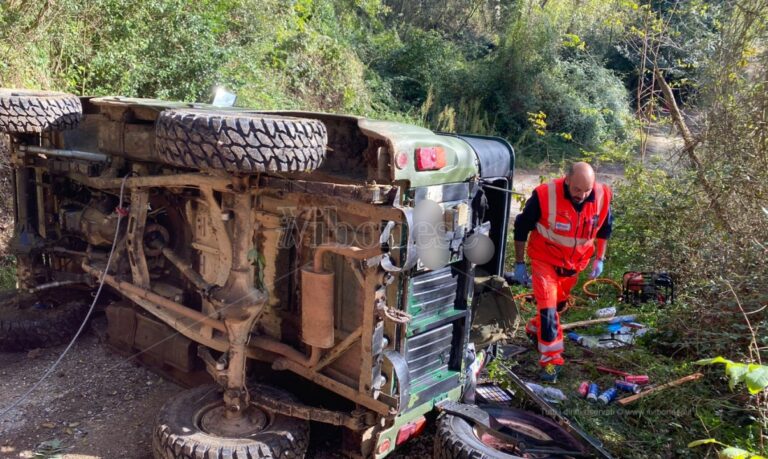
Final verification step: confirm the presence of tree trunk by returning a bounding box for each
[655,68,735,234]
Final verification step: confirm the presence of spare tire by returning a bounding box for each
[156,109,328,173]
[0,287,91,352]
[434,405,587,458]
[0,89,83,133]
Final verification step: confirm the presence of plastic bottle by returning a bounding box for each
[566,332,598,348]
[595,306,617,318]
[525,382,567,403]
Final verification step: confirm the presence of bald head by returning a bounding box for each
[565,162,595,204]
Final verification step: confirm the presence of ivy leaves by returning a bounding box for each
[695,356,768,395]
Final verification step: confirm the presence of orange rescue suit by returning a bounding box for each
[527,177,611,271]
[524,177,612,367]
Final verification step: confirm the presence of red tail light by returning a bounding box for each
[377,438,391,455]
[415,147,446,171]
[395,416,427,445]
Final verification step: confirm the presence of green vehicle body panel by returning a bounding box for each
[358,119,478,187]
[374,385,462,458]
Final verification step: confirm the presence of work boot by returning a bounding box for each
[540,364,562,383]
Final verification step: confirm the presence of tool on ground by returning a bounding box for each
[622,272,674,306]
[617,373,704,406]
[598,322,647,348]
[562,315,636,331]
[567,331,597,348]
[596,366,629,376]
[594,366,650,384]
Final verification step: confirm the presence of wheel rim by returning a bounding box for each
[197,401,270,439]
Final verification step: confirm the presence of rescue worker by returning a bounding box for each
[507,162,612,382]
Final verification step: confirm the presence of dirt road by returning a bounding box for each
[0,328,178,458]
[0,325,432,458]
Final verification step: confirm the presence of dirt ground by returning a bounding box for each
[0,327,179,458]
[0,323,432,458]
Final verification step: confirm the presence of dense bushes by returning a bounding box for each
[606,0,768,363]
[0,0,643,160]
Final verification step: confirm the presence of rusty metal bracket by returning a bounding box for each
[379,194,418,273]
[382,350,410,411]
[314,327,363,371]
[250,390,370,431]
[198,346,228,386]
[272,357,394,416]
[199,186,232,287]
[126,187,150,288]
[161,247,215,297]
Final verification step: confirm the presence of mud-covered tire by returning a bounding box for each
[433,406,586,458]
[156,109,328,174]
[0,89,82,133]
[0,288,91,352]
[152,383,309,459]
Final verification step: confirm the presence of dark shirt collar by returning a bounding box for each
[562,180,595,211]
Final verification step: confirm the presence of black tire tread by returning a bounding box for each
[434,414,488,459]
[0,89,82,133]
[152,383,309,459]
[0,289,90,352]
[156,109,328,174]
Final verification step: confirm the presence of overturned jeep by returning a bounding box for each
[0,89,584,458]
